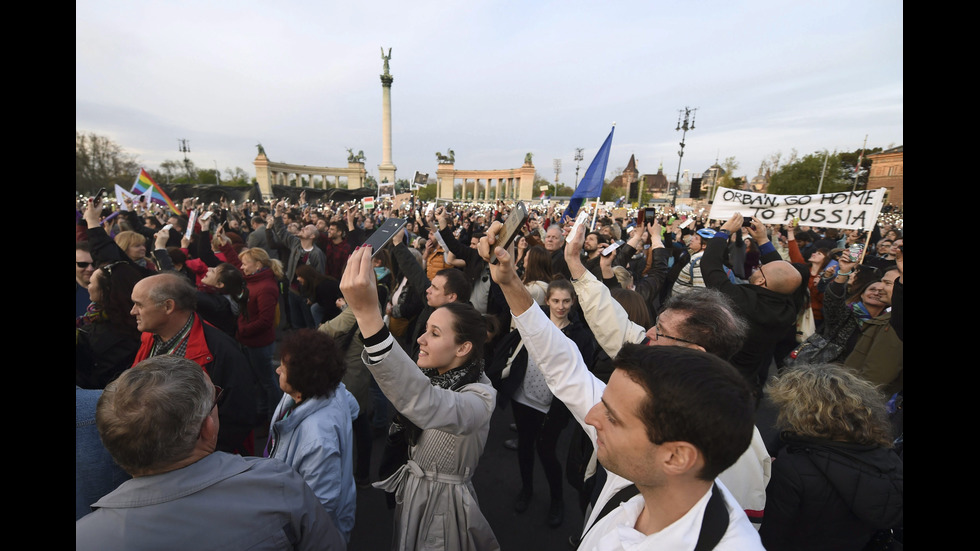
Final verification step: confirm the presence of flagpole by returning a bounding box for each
[852,134,868,192]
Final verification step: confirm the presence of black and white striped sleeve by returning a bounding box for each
[362,326,395,364]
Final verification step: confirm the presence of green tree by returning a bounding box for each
[149,158,199,185]
[76,131,140,194]
[222,167,252,187]
[395,178,412,194]
[417,183,437,201]
[838,147,882,190]
[533,172,553,197]
[768,151,850,195]
[716,156,741,190]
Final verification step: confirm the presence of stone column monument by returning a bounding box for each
[378,47,397,185]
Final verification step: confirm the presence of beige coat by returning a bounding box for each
[364,345,499,551]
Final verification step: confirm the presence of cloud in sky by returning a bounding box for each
[76,0,902,185]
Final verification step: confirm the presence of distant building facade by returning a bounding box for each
[866,146,903,207]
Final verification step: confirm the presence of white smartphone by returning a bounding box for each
[601,240,624,257]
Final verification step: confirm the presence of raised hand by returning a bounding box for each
[339,245,383,336]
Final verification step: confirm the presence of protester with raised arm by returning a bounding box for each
[478,223,763,549]
[339,245,499,551]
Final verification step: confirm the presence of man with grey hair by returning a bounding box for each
[76,356,345,550]
[272,201,327,329]
[130,272,260,454]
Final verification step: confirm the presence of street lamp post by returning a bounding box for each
[178,139,193,182]
[553,158,562,196]
[672,107,697,207]
[574,148,584,190]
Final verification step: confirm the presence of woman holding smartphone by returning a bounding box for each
[340,245,499,551]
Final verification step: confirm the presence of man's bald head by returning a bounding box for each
[750,260,803,295]
[142,272,198,313]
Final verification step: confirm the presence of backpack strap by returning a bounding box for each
[694,483,729,551]
[586,480,729,550]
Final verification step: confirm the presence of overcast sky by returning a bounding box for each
[76,1,903,187]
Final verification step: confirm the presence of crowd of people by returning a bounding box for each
[76,190,903,550]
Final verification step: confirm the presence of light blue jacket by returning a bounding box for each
[268,383,359,541]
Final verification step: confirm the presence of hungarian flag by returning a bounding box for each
[362,196,375,210]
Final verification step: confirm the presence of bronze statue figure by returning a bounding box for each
[381,47,392,76]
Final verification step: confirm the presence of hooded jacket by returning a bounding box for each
[760,434,903,551]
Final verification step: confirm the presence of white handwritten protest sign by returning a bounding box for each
[708,188,885,231]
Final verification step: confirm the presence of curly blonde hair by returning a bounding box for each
[766,364,893,447]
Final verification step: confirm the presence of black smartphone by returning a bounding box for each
[93,188,107,206]
[741,216,754,227]
[362,217,406,258]
[644,208,657,225]
[490,201,529,264]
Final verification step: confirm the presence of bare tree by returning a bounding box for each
[75,131,139,193]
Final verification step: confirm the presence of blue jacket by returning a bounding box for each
[268,384,359,541]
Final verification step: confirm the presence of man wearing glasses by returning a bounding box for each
[76,242,96,318]
[560,223,771,535]
[76,356,346,550]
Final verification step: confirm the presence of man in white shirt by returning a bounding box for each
[480,222,764,551]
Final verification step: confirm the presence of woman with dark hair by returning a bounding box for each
[513,234,530,279]
[295,264,342,326]
[498,278,596,527]
[76,261,144,388]
[609,287,653,330]
[521,245,553,305]
[761,364,902,550]
[265,329,359,543]
[150,229,248,339]
[340,245,499,551]
[801,251,886,364]
[197,263,249,338]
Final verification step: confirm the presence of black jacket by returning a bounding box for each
[761,434,903,551]
[701,236,800,388]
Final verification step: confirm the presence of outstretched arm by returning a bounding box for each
[340,246,493,434]
[564,221,645,357]
[481,222,604,430]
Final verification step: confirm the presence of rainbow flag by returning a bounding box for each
[131,168,181,214]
